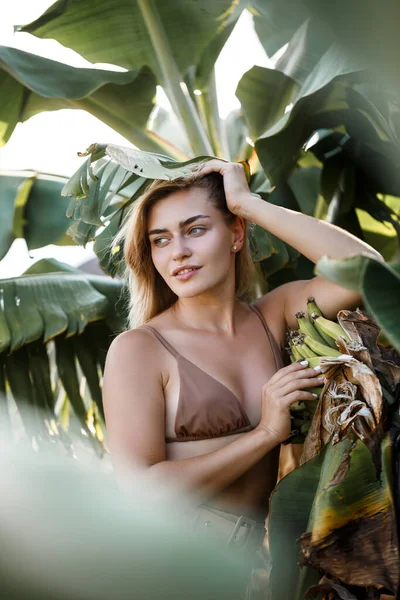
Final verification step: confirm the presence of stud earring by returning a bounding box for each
[232,245,237,251]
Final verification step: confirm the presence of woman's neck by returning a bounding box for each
[171,297,246,336]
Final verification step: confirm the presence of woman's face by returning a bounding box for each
[147,187,242,299]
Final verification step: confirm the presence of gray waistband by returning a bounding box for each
[199,504,265,526]
[193,504,266,552]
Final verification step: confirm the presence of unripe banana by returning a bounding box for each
[290,401,306,412]
[303,355,332,369]
[306,296,323,324]
[305,385,322,397]
[296,341,318,359]
[312,313,351,344]
[296,311,326,345]
[309,311,337,348]
[303,334,341,357]
[290,344,304,361]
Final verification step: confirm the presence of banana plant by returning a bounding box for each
[0,257,125,454]
[0,171,73,260]
[1,3,400,596]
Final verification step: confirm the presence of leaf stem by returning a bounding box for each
[194,70,229,159]
[137,0,212,156]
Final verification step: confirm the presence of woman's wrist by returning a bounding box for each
[254,423,282,450]
[234,192,265,220]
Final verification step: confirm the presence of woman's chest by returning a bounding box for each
[163,336,280,444]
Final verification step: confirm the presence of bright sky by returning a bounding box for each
[0,1,273,277]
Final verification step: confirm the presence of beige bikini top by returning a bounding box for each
[141,304,284,443]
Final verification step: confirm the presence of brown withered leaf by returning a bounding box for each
[299,509,399,592]
[336,336,375,372]
[301,356,384,465]
[301,366,349,464]
[337,309,380,351]
[337,309,400,392]
[342,361,383,429]
[306,575,358,599]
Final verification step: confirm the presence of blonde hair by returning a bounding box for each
[113,171,255,329]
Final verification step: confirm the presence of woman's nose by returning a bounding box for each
[171,236,192,260]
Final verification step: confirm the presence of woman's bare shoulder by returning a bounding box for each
[106,326,165,367]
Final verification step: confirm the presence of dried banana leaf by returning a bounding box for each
[338,309,400,392]
[299,435,399,594]
[301,355,384,465]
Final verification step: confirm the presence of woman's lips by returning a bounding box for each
[174,267,202,281]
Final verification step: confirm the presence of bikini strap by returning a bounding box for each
[248,304,282,371]
[140,325,180,359]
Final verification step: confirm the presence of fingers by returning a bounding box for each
[268,359,323,387]
[285,390,320,405]
[280,376,325,397]
[195,159,241,177]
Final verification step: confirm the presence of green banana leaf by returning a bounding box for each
[0,171,72,260]
[273,18,335,87]
[0,46,168,154]
[237,31,400,263]
[224,110,252,163]
[265,443,326,600]
[316,254,400,352]
[0,259,125,452]
[19,0,238,87]
[236,66,298,140]
[249,0,312,58]
[22,258,126,334]
[306,0,400,94]
[15,0,252,157]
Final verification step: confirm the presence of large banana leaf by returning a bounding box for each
[298,436,398,593]
[249,0,312,58]
[250,0,400,97]
[316,254,400,352]
[0,171,72,260]
[265,435,398,599]
[0,46,169,154]
[0,259,125,451]
[237,31,400,265]
[306,0,400,94]
[18,0,239,86]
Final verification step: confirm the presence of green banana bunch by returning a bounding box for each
[287,296,352,443]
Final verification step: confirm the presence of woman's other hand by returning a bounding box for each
[195,159,254,216]
[257,360,326,444]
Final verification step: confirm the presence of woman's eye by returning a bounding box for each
[154,237,168,246]
[153,227,204,246]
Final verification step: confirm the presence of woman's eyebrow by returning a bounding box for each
[148,214,211,236]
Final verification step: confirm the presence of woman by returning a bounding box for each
[103,159,382,568]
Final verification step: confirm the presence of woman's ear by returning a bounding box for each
[231,216,245,249]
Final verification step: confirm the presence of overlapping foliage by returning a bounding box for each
[1,2,400,596]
